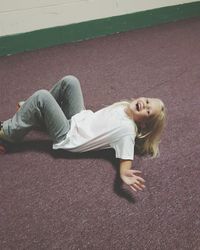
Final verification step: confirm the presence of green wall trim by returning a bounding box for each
[0,2,200,57]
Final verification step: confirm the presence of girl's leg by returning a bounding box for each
[2,90,70,143]
[50,75,85,119]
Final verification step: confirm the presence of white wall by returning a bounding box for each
[0,0,199,36]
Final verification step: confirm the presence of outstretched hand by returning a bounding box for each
[120,169,146,192]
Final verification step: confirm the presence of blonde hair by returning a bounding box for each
[109,99,167,158]
[136,101,166,158]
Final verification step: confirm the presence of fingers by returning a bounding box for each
[134,182,145,191]
[129,171,145,183]
[130,185,137,192]
[132,170,142,174]
[130,186,145,192]
[136,182,146,190]
[130,181,146,192]
[136,176,145,183]
[125,169,146,192]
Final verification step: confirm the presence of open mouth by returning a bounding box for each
[136,103,140,111]
[136,101,143,112]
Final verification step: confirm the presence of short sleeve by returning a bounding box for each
[110,135,135,160]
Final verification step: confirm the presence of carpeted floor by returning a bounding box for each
[0,17,200,250]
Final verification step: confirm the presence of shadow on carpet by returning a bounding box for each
[7,139,136,203]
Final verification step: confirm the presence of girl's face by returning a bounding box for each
[129,97,163,123]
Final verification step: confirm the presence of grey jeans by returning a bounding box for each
[3,75,85,143]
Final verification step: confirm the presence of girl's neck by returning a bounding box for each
[124,104,133,120]
[124,104,141,129]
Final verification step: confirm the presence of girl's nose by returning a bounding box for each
[146,104,150,110]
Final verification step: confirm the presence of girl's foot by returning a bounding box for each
[17,101,25,110]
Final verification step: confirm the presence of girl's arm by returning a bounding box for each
[120,160,146,192]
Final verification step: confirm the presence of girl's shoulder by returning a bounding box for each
[114,106,138,136]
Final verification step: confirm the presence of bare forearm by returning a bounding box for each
[120,159,133,176]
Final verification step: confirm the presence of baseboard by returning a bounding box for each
[0,2,200,57]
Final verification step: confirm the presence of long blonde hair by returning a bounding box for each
[109,99,167,158]
[136,102,166,158]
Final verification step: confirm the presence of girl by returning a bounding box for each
[0,75,166,192]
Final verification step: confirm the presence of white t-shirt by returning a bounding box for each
[53,105,137,160]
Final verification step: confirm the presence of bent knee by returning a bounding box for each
[33,89,53,103]
[34,89,51,97]
[61,75,80,88]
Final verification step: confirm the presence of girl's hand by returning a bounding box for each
[120,169,146,192]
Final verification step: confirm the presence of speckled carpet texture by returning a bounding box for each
[0,17,200,250]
